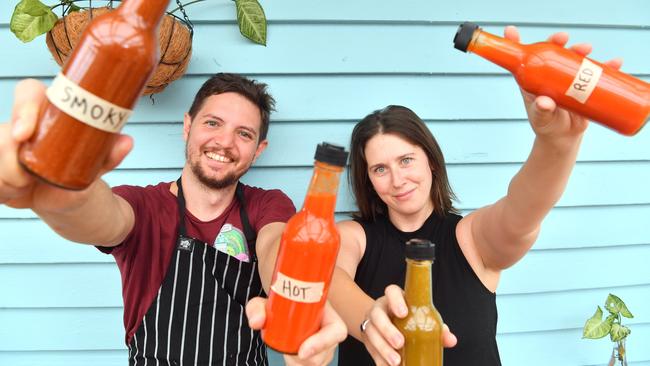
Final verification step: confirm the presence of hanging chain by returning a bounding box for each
[174,0,195,37]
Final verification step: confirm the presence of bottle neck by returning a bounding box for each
[467,29,525,73]
[404,258,433,306]
[301,161,343,218]
[118,0,170,28]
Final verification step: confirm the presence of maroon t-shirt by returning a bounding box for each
[98,181,296,345]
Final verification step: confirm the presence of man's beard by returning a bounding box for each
[189,159,246,190]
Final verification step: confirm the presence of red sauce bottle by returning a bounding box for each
[18,0,170,190]
[454,22,650,136]
[262,142,348,354]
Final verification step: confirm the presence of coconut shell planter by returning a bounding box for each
[11,0,267,94]
[46,6,193,95]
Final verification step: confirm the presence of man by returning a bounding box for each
[0,73,346,365]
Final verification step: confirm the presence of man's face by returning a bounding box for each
[183,92,267,190]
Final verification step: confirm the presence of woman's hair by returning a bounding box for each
[349,105,458,221]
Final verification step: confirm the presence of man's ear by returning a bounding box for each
[183,113,192,141]
[253,139,268,163]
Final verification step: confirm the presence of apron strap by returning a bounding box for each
[176,177,188,237]
[176,178,258,261]
[235,182,258,261]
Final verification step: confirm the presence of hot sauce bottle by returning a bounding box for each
[392,239,443,366]
[262,142,349,354]
[454,22,650,136]
[18,0,170,190]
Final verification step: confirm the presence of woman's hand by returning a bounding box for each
[359,284,457,366]
[504,26,623,149]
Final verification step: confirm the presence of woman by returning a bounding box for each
[328,27,624,366]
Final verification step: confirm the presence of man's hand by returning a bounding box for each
[359,285,457,366]
[0,79,133,211]
[246,297,347,366]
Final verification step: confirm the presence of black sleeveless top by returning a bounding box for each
[338,212,501,366]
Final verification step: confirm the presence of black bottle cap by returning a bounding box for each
[315,142,349,167]
[453,21,480,52]
[404,238,435,261]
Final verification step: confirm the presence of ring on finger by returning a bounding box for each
[360,318,370,333]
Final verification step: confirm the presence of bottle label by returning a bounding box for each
[565,58,603,104]
[270,272,325,303]
[46,73,133,133]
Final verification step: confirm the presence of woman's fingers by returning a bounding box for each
[363,320,401,366]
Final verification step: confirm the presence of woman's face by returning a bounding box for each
[364,133,433,218]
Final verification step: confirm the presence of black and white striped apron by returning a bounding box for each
[128,178,268,365]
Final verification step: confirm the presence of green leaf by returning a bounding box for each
[610,323,631,342]
[235,0,267,45]
[605,294,634,318]
[583,306,613,339]
[10,0,59,43]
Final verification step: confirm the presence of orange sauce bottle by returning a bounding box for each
[262,142,348,354]
[18,0,170,190]
[392,239,443,366]
[454,22,650,136]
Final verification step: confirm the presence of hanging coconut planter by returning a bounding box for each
[45,6,193,95]
[11,0,268,95]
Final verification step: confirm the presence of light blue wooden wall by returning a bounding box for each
[1,0,649,365]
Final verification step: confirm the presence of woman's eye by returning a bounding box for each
[401,157,413,165]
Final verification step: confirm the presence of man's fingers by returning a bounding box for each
[12,79,46,141]
[297,303,346,360]
[0,123,34,191]
[11,102,40,142]
[99,134,134,176]
[244,297,266,330]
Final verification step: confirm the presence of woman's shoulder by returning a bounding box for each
[337,219,366,239]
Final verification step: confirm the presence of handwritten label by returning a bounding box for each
[46,73,132,133]
[565,58,603,104]
[270,272,324,303]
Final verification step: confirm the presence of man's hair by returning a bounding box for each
[187,73,276,141]
[349,105,458,221]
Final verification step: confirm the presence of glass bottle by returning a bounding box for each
[18,0,170,190]
[392,239,443,366]
[262,142,348,354]
[454,22,650,136]
[609,339,628,366]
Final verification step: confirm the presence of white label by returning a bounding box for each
[270,272,325,303]
[46,73,133,133]
[565,58,603,104]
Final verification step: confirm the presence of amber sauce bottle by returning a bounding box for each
[454,22,650,136]
[392,239,443,366]
[262,142,348,354]
[18,0,170,190]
